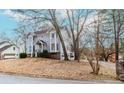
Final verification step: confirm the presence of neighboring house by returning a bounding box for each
[0,41,19,59]
[26,28,74,60]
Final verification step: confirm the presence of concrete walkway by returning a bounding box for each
[0,73,123,84]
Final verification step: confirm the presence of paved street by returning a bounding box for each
[0,73,123,84]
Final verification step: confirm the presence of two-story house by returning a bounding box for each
[26,28,74,60]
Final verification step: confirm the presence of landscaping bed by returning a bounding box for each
[0,58,116,80]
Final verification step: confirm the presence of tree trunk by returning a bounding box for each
[87,58,100,75]
[74,36,80,61]
[115,34,120,77]
[104,56,108,61]
[112,10,120,77]
[48,10,69,61]
[59,35,69,60]
[88,58,95,73]
[95,16,100,75]
[95,60,100,74]
[54,23,69,60]
[74,49,79,60]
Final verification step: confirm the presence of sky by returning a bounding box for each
[0,9,18,39]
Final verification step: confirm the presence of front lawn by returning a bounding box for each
[0,58,116,80]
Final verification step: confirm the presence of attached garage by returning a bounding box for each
[3,53,16,59]
[0,44,19,60]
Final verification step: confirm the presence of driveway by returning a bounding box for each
[100,61,115,70]
[0,73,123,84]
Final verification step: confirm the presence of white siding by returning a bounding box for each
[1,45,19,59]
[26,34,33,55]
[25,29,74,60]
[50,31,59,52]
[33,33,50,53]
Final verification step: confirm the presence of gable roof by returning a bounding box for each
[27,30,48,37]
[27,28,54,37]
[36,40,47,45]
[34,30,48,35]
[0,45,13,53]
[0,41,7,46]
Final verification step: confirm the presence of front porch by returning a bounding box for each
[34,40,47,57]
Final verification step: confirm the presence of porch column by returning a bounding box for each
[55,32,57,52]
[35,45,37,57]
[41,43,43,52]
[31,36,33,57]
[50,32,51,52]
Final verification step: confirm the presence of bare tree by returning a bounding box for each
[65,9,90,61]
[97,32,115,62]
[47,9,69,60]
[84,10,105,74]
[14,25,28,53]
[110,10,124,77]
[87,9,124,76]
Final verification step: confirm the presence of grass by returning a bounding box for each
[0,58,116,80]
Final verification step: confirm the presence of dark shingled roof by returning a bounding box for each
[27,27,54,37]
[27,30,48,37]
[0,41,7,46]
[34,30,48,35]
[36,40,47,46]
[0,45,13,53]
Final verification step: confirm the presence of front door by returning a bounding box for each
[36,43,43,53]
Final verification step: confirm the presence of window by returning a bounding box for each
[13,47,15,51]
[51,43,55,51]
[56,43,59,51]
[71,44,74,52]
[4,54,15,56]
[29,46,31,52]
[51,33,55,39]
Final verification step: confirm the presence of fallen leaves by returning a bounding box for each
[0,58,116,80]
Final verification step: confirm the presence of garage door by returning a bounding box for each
[4,53,16,59]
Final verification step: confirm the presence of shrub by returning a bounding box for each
[37,50,49,58]
[19,53,27,58]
